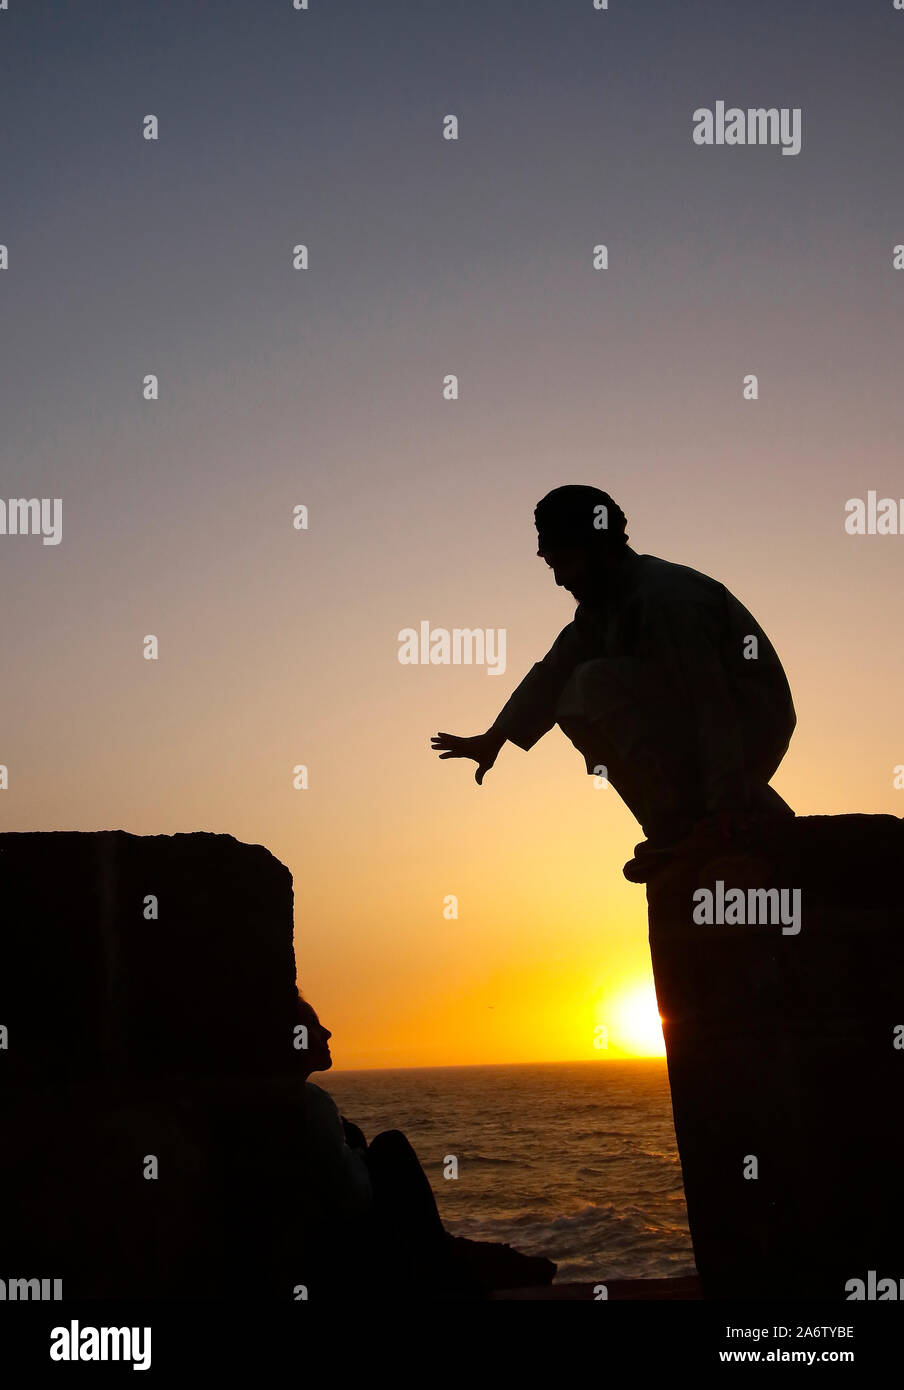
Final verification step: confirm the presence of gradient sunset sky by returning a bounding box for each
[2,1,903,1067]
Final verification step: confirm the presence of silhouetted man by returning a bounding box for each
[432,486,795,862]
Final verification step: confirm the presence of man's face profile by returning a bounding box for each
[540,544,595,601]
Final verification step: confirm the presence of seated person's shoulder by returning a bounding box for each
[302,1083,373,1215]
[637,553,724,605]
[304,1081,342,1126]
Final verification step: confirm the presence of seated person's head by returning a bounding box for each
[294,992,332,1077]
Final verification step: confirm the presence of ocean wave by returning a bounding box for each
[443,1198,694,1283]
[546,1202,615,1232]
[566,1129,637,1142]
[455,1152,526,1168]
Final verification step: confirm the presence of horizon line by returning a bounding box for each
[328,1055,668,1075]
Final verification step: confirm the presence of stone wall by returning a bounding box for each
[645,814,904,1299]
[0,831,307,1298]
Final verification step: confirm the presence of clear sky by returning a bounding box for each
[2,1,903,1067]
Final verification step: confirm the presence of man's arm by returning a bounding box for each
[490,620,587,752]
[340,1116,368,1151]
[432,620,586,782]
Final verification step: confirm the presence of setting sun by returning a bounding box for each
[608,982,666,1057]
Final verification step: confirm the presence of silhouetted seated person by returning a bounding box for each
[432,485,796,877]
[295,995,555,1297]
[294,994,478,1298]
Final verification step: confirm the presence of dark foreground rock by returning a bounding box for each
[0,831,305,1298]
[0,830,299,1084]
[448,1236,556,1292]
[491,1274,701,1300]
[641,813,904,1300]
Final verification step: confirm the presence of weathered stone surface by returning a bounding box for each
[645,814,904,1299]
[0,831,306,1297]
[0,830,299,1082]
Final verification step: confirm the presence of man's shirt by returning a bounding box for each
[303,1082,372,1218]
[492,547,796,816]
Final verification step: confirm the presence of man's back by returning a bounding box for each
[494,546,796,836]
[577,550,792,710]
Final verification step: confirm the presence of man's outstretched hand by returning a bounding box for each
[431,728,506,785]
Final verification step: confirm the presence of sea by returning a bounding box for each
[327,1059,696,1284]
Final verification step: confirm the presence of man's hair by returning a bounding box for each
[534,485,628,554]
[295,989,316,1022]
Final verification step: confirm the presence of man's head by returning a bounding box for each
[295,992,333,1078]
[534,486,629,602]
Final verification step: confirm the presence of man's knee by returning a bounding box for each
[368,1129,411,1158]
